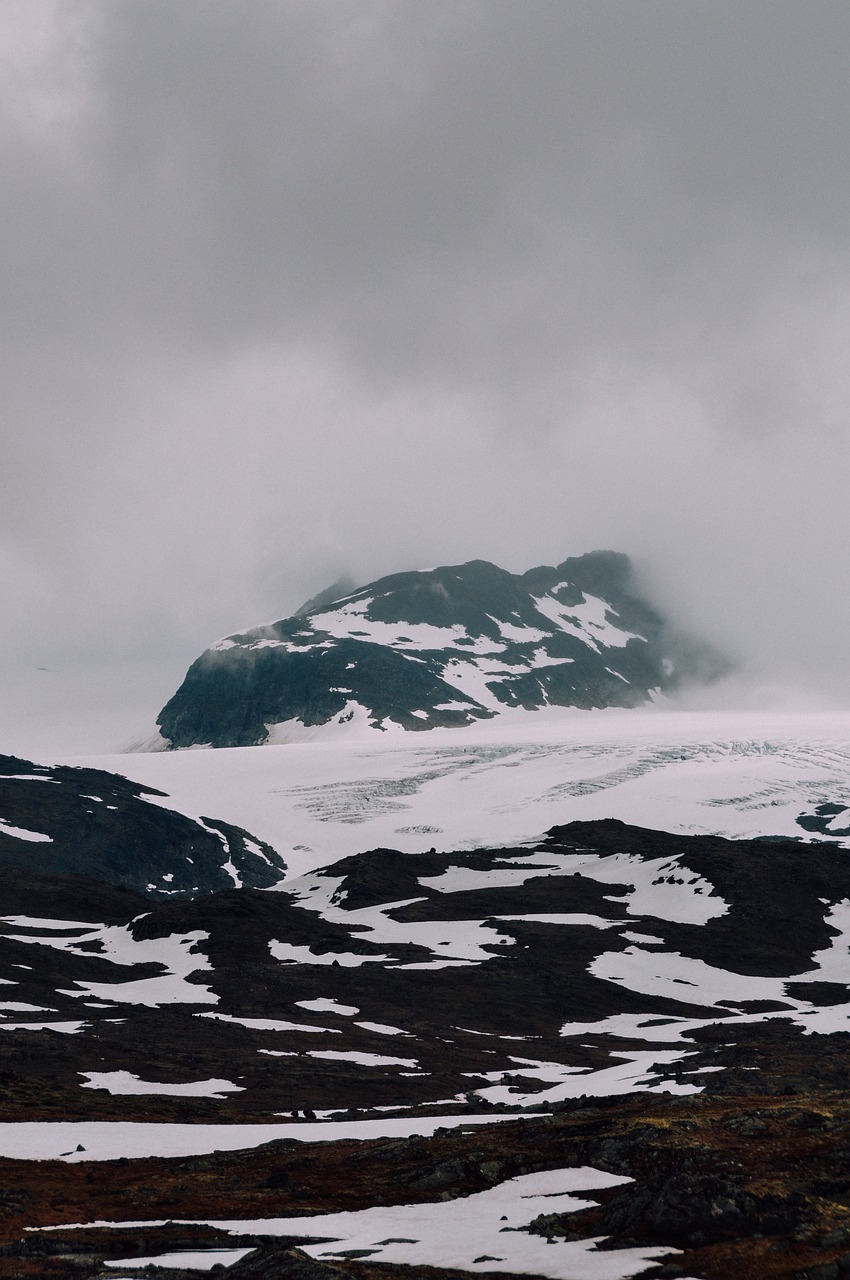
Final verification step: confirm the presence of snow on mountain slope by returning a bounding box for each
[155,552,725,748]
[58,709,850,879]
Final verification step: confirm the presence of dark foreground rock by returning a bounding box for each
[6,1065,850,1279]
[3,819,850,1277]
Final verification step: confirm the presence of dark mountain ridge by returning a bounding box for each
[0,754,286,898]
[157,550,726,749]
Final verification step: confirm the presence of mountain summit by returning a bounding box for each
[156,551,725,749]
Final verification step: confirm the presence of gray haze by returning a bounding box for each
[2,0,850,753]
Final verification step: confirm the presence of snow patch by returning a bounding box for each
[81,1072,243,1098]
[175,1167,674,1280]
[295,998,359,1016]
[3,1113,526,1161]
[0,819,52,843]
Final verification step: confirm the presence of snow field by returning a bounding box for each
[104,1248,254,1272]
[54,709,850,878]
[0,1112,526,1161]
[68,1168,677,1280]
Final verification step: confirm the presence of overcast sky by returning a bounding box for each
[3,0,850,753]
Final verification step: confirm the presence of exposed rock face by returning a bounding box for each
[157,551,726,748]
[0,754,286,898]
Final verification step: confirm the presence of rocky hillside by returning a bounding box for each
[156,551,725,749]
[4,818,850,1277]
[0,754,286,898]
[4,816,850,1125]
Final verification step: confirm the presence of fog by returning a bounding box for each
[2,1,850,754]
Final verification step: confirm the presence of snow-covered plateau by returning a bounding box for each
[66,706,850,877]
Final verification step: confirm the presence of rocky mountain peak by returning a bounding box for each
[155,551,727,749]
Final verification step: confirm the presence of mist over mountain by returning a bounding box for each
[2,2,850,757]
[156,551,727,750]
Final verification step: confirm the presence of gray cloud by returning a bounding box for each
[2,0,850,751]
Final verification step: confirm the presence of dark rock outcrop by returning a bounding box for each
[0,754,285,898]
